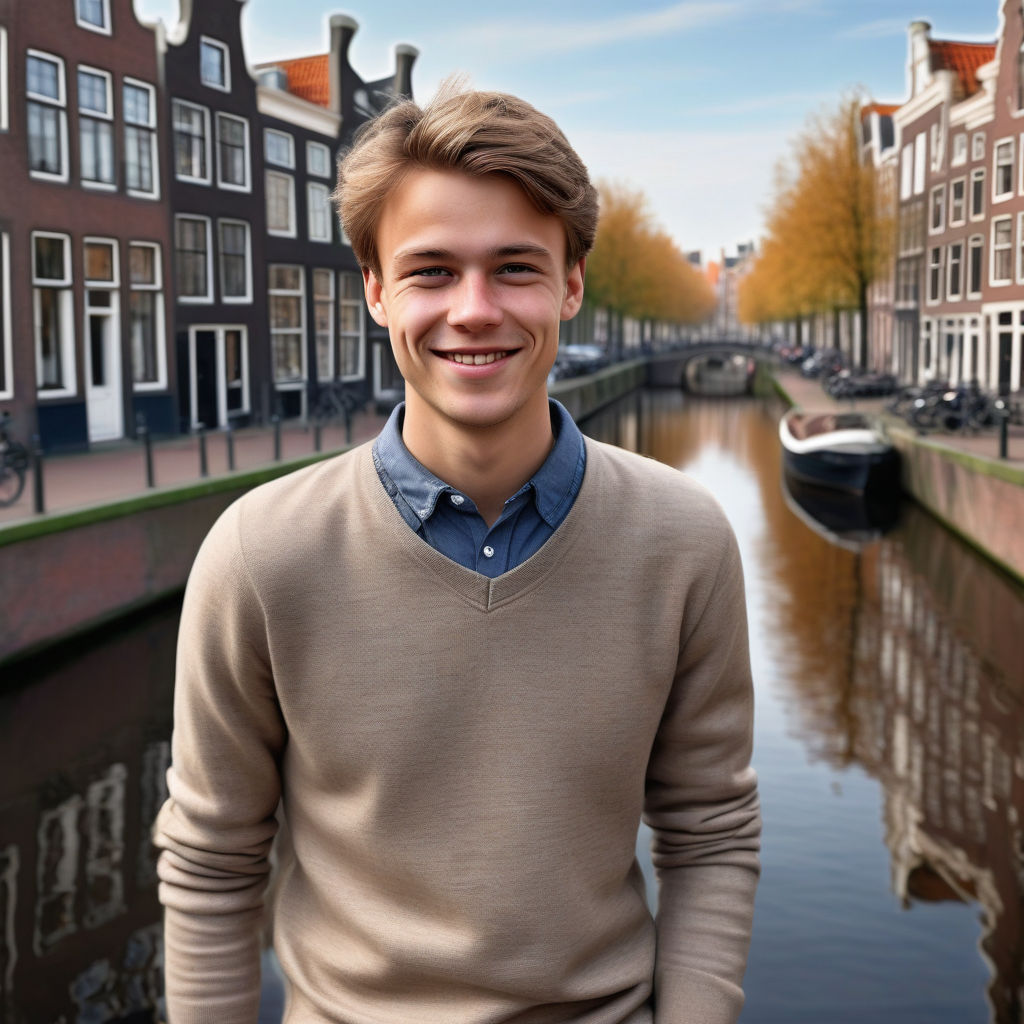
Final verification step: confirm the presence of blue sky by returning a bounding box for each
[136,0,998,262]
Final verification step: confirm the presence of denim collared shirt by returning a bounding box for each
[372,400,586,578]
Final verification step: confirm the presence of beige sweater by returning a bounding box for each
[154,437,760,1024]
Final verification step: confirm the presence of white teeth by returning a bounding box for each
[447,351,508,365]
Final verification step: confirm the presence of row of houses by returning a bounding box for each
[0,0,417,451]
[861,0,1024,395]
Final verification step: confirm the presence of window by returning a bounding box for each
[952,133,967,166]
[1019,45,1024,110]
[970,168,985,220]
[313,269,333,380]
[971,132,985,161]
[172,99,210,183]
[307,182,332,242]
[929,185,944,233]
[949,179,965,225]
[199,37,229,91]
[32,232,75,395]
[1018,214,1024,284]
[930,122,944,172]
[76,0,110,33]
[128,242,165,388]
[124,79,157,197]
[967,236,983,297]
[0,28,8,132]
[339,272,365,379]
[269,265,304,383]
[218,219,251,302]
[895,258,920,306]
[307,141,331,178]
[175,215,212,301]
[266,170,295,236]
[78,66,114,188]
[27,51,67,181]
[215,113,249,191]
[994,139,1013,199]
[900,142,913,201]
[265,128,294,168]
[927,246,942,303]
[913,132,926,195]
[0,232,11,398]
[947,242,962,299]
[991,217,1012,284]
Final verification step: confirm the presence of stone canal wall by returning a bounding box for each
[0,363,647,667]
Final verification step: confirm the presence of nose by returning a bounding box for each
[446,272,503,332]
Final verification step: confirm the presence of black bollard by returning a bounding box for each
[137,413,154,489]
[344,407,352,445]
[31,435,44,514]
[273,415,282,461]
[314,422,322,453]
[999,406,1009,460]
[198,424,209,478]
[226,422,236,471]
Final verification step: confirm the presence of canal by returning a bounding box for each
[2,389,1023,1023]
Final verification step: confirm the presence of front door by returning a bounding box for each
[85,291,124,442]
[189,326,250,430]
[194,329,218,428]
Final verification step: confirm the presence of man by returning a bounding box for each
[154,86,760,1024]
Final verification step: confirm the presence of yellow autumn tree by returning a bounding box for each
[586,180,713,326]
[740,96,891,362]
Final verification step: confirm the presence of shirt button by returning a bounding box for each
[482,545,495,558]
[450,494,465,506]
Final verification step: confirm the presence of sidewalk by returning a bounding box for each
[775,369,1024,468]
[0,410,388,528]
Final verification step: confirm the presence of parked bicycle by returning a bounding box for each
[0,410,29,507]
[310,380,360,423]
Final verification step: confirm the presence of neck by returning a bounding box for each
[401,394,554,527]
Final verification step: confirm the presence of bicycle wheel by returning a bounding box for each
[0,458,25,506]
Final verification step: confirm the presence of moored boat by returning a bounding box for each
[779,409,900,495]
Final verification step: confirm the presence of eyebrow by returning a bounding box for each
[390,244,555,273]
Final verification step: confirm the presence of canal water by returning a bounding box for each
[2,390,1022,1023]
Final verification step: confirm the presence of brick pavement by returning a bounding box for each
[0,410,388,527]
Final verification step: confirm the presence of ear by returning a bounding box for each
[363,268,388,328]
[560,257,586,321]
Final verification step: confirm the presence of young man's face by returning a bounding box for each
[364,169,585,438]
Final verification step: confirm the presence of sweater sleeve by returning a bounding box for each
[152,500,286,1024]
[643,517,761,1024]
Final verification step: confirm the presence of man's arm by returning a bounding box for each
[153,501,286,1023]
[644,522,761,1024]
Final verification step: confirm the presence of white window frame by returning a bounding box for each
[971,132,985,161]
[990,216,1013,286]
[75,0,111,35]
[172,98,211,185]
[930,122,944,173]
[928,184,945,234]
[268,265,306,386]
[77,64,115,191]
[83,236,119,288]
[266,170,296,237]
[306,140,331,178]
[993,137,1014,202]
[339,271,366,381]
[947,241,963,300]
[0,28,8,132]
[927,245,943,304]
[970,168,985,221]
[215,111,250,192]
[913,132,926,195]
[264,128,294,168]
[186,324,250,429]
[949,178,966,226]
[951,133,967,167]
[313,268,334,381]
[966,235,983,299]
[128,241,167,391]
[123,77,159,199]
[27,49,68,183]
[199,36,230,92]
[217,218,252,304]
[307,181,332,242]
[32,231,76,397]
[174,214,213,303]
[0,232,12,399]
[900,142,913,201]
[1018,213,1024,285]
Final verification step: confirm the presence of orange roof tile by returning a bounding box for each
[257,54,330,107]
[929,39,995,98]
[860,102,899,120]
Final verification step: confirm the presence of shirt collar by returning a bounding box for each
[372,399,584,529]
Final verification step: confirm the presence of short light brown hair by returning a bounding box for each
[335,83,598,278]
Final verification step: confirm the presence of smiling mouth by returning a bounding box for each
[442,351,513,365]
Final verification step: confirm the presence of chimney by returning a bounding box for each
[907,20,932,98]
[329,14,359,115]
[393,44,419,99]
